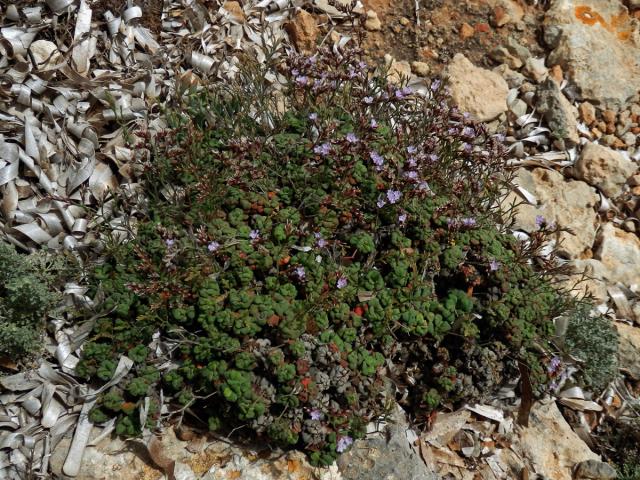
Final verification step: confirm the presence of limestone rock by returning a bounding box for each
[616,322,640,379]
[506,168,598,258]
[536,78,579,147]
[517,400,601,480]
[489,0,525,27]
[494,64,526,88]
[573,459,618,479]
[544,0,640,109]
[575,142,637,197]
[29,40,62,71]
[445,53,509,122]
[364,9,382,31]
[524,56,548,82]
[579,102,596,125]
[384,54,411,84]
[285,10,319,54]
[338,407,438,480]
[594,222,640,287]
[490,46,523,69]
[410,61,430,77]
[222,1,245,23]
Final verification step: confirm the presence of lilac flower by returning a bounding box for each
[306,55,317,65]
[336,436,353,453]
[370,118,378,129]
[295,266,306,280]
[428,154,439,163]
[346,132,358,143]
[463,111,471,120]
[250,229,260,240]
[337,276,348,289]
[310,409,323,421]
[495,133,505,142]
[535,215,546,228]
[165,239,175,248]
[363,96,374,104]
[404,171,418,180]
[386,189,402,204]
[489,259,501,272]
[314,232,327,248]
[314,143,331,156]
[418,181,432,192]
[548,356,562,374]
[462,142,473,153]
[431,79,441,91]
[398,213,407,224]
[395,89,406,99]
[401,86,413,96]
[461,217,476,227]
[407,157,417,168]
[448,127,458,136]
[207,241,220,252]
[407,146,417,154]
[309,112,318,121]
[348,68,358,79]
[370,151,384,169]
[295,75,309,86]
[376,196,387,209]
[462,126,475,138]
[291,68,300,76]
[358,61,367,69]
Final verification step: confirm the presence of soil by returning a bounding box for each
[355,0,548,75]
[90,0,164,34]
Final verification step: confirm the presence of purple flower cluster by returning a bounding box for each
[295,266,306,280]
[336,436,353,453]
[249,229,260,240]
[310,409,323,421]
[489,259,501,272]
[337,276,348,289]
[370,151,384,169]
[345,132,358,143]
[386,189,402,204]
[315,232,327,248]
[314,143,331,156]
[207,241,220,252]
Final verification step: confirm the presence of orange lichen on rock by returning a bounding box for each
[575,6,605,26]
[574,5,633,41]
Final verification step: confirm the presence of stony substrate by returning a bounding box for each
[2,0,640,479]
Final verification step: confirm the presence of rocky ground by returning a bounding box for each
[1,0,640,479]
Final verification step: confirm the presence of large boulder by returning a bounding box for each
[445,53,509,122]
[544,0,640,109]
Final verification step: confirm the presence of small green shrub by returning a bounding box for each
[78,45,577,464]
[563,303,618,392]
[0,242,67,360]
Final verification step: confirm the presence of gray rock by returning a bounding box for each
[505,36,532,63]
[490,46,523,69]
[338,407,438,480]
[544,0,640,109]
[536,78,579,147]
[494,64,526,88]
[617,322,640,380]
[574,459,617,479]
